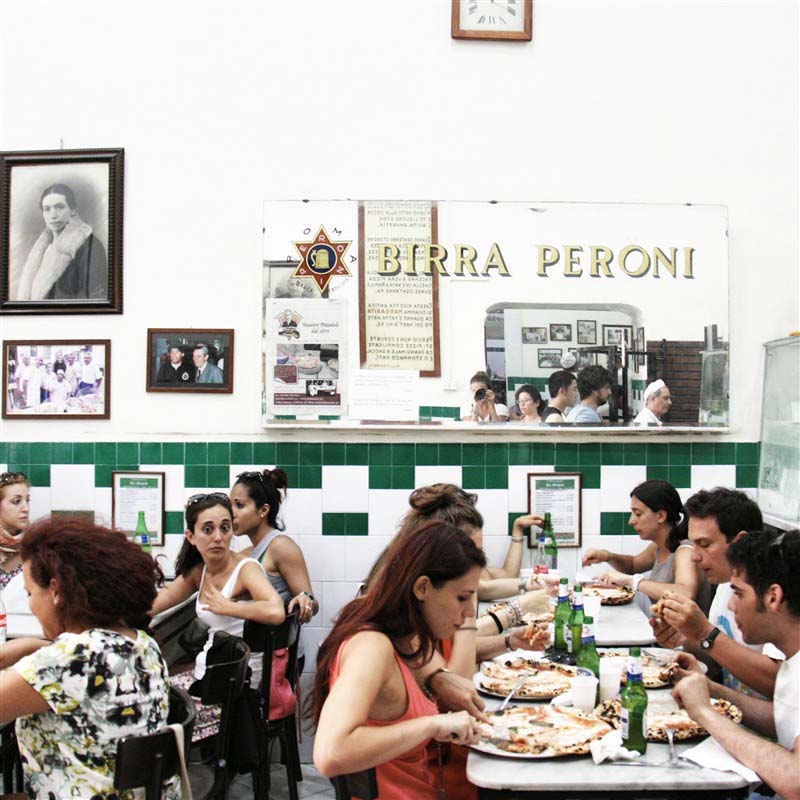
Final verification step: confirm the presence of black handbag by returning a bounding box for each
[177,617,211,659]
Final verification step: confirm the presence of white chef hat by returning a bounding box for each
[643,379,666,404]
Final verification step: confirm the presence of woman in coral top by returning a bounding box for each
[312,521,486,799]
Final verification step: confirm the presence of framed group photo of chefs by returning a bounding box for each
[146,328,234,393]
[0,148,124,315]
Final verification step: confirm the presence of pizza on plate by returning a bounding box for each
[595,697,743,741]
[479,657,577,699]
[598,649,677,688]
[580,584,636,605]
[476,705,614,757]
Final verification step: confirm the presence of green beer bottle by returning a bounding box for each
[542,512,558,571]
[576,616,600,695]
[134,511,153,554]
[621,646,648,754]
[568,584,585,657]
[554,578,571,653]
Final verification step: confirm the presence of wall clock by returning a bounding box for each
[451,0,532,41]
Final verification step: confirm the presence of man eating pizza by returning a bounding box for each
[651,488,783,697]
[672,529,800,800]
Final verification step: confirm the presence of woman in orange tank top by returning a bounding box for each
[311,521,487,800]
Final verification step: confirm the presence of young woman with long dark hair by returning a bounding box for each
[0,471,31,590]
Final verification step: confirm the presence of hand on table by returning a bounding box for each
[660,594,713,642]
[428,670,489,723]
[582,549,609,567]
[431,710,483,745]
[287,591,316,624]
[672,672,713,719]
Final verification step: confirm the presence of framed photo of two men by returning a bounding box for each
[146,328,234,394]
[0,148,123,314]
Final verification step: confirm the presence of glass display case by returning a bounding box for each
[758,335,800,530]
[698,350,729,425]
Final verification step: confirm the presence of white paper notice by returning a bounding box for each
[349,370,419,421]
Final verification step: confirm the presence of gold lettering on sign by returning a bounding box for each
[683,247,695,278]
[378,244,401,275]
[618,245,651,277]
[482,243,511,276]
[653,247,677,278]
[537,245,560,276]
[564,245,583,277]
[454,244,479,276]
[589,245,614,278]
[423,244,449,275]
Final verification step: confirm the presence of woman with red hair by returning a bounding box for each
[312,521,486,799]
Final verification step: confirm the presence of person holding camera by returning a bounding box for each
[460,371,508,422]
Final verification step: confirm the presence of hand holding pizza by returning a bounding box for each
[660,593,713,641]
[649,616,686,649]
[672,672,714,721]
[673,651,706,679]
[431,710,483,745]
[427,671,489,723]
[509,623,550,651]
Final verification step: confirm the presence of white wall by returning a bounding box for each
[1,0,797,442]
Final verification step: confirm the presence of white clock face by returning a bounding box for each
[459,0,526,32]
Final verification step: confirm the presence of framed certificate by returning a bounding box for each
[527,472,582,548]
[112,470,166,545]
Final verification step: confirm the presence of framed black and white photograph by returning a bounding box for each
[112,471,166,546]
[146,328,234,393]
[577,320,596,344]
[537,348,562,369]
[603,324,633,347]
[549,323,572,342]
[0,148,123,314]
[521,326,547,344]
[575,349,595,369]
[635,326,646,369]
[2,339,110,418]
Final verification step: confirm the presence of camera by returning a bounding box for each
[473,388,487,402]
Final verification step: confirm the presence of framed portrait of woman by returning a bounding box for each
[0,148,123,314]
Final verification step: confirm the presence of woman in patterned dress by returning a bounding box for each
[0,471,30,591]
[0,516,174,800]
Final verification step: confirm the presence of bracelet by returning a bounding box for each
[302,591,316,603]
[459,625,478,631]
[511,536,524,543]
[487,612,504,634]
[424,667,450,692]
[507,598,523,626]
[518,575,528,595]
[631,574,644,592]
[504,634,512,651]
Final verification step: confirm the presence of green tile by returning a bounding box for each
[94,464,113,488]
[600,512,621,535]
[52,442,74,463]
[578,444,602,466]
[207,465,230,488]
[323,442,346,465]
[508,443,531,465]
[462,466,485,490]
[279,465,298,487]
[346,513,369,536]
[322,512,346,535]
[418,405,431,419]
[736,443,760,465]
[485,443,509,466]
[736,465,759,488]
[647,465,671,482]
[580,465,601,489]
[601,443,624,465]
[392,444,415,466]
[369,444,391,465]
[555,443,578,467]
[185,443,207,465]
[29,443,52,465]
[0,442,6,462]
[165,511,185,534]
[253,442,276,464]
[369,466,393,490]
[116,464,139,474]
[415,443,438,466]
[8,443,29,463]
[508,513,527,537]
[184,465,207,488]
[438,444,462,466]
[669,443,691,465]
[623,443,647,465]
[297,465,322,489]
[669,465,692,488]
[162,443,185,465]
[117,442,138,465]
[29,464,50,486]
[621,513,638,535]
[208,442,230,464]
[713,443,736,465]
[531,443,555,465]
[318,415,340,421]
[6,463,28,477]
[646,443,669,465]
[393,466,416,490]
[691,443,715,465]
[73,442,94,464]
[276,442,298,465]
[299,443,323,464]
[462,444,485,466]
[230,442,254,463]
[93,442,114,464]
[485,466,508,489]
[140,442,162,464]
[346,443,368,465]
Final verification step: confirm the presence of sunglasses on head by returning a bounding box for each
[0,471,28,486]
[186,492,230,507]
[236,470,266,484]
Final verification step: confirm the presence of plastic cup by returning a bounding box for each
[599,657,625,702]
[584,595,602,622]
[571,674,599,712]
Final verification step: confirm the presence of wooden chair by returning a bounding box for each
[243,611,302,800]
[0,719,24,799]
[330,767,379,800]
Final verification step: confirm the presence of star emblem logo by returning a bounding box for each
[292,226,352,294]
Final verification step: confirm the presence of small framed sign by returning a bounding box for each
[111,470,166,545]
[527,472,582,548]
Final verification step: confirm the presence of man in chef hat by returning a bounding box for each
[634,379,672,425]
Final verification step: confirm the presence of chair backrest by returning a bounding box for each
[243,610,300,710]
[330,767,379,800]
[167,685,196,760]
[114,728,180,800]
[0,720,23,794]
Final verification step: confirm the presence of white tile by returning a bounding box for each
[29,486,51,521]
[741,487,758,502]
[581,489,601,537]
[367,490,409,536]
[282,489,322,535]
[691,465,736,492]
[94,488,112,526]
[482,536,512,568]
[414,465,462,488]
[344,535,391,582]
[557,548,579,577]
[599,466,646,511]
[160,533,187,575]
[50,464,95,510]
[321,581,361,628]
[508,465,554,510]
[137,464,186,511]
[620,536,647,556]
[300,535,347,582]
[298,626,329,672]
[474,490,509,536]
[579,535,614,576]
[322,466,368,512]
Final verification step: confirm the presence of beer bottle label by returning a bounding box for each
[621,707,629,739]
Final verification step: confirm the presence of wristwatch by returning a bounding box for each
[700,626,721,651]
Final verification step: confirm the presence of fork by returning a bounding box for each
[493,676,527,714]
[665,727,694,768]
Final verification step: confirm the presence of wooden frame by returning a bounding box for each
[549,323,572,342]
[0,148,123,314]
[522,326,547,344]
[577,320,597,345]
[537,348,562,369]
[2,339,110,419]
[146,328,234,393]
[451,0,533,41]
[527,472,582,548]
[602,324,633,347]
[111,470,166,545]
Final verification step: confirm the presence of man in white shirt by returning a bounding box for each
[633,379,672,426]
[673,529,800,800]
[77,351,102,395]
[652,488,783,698]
